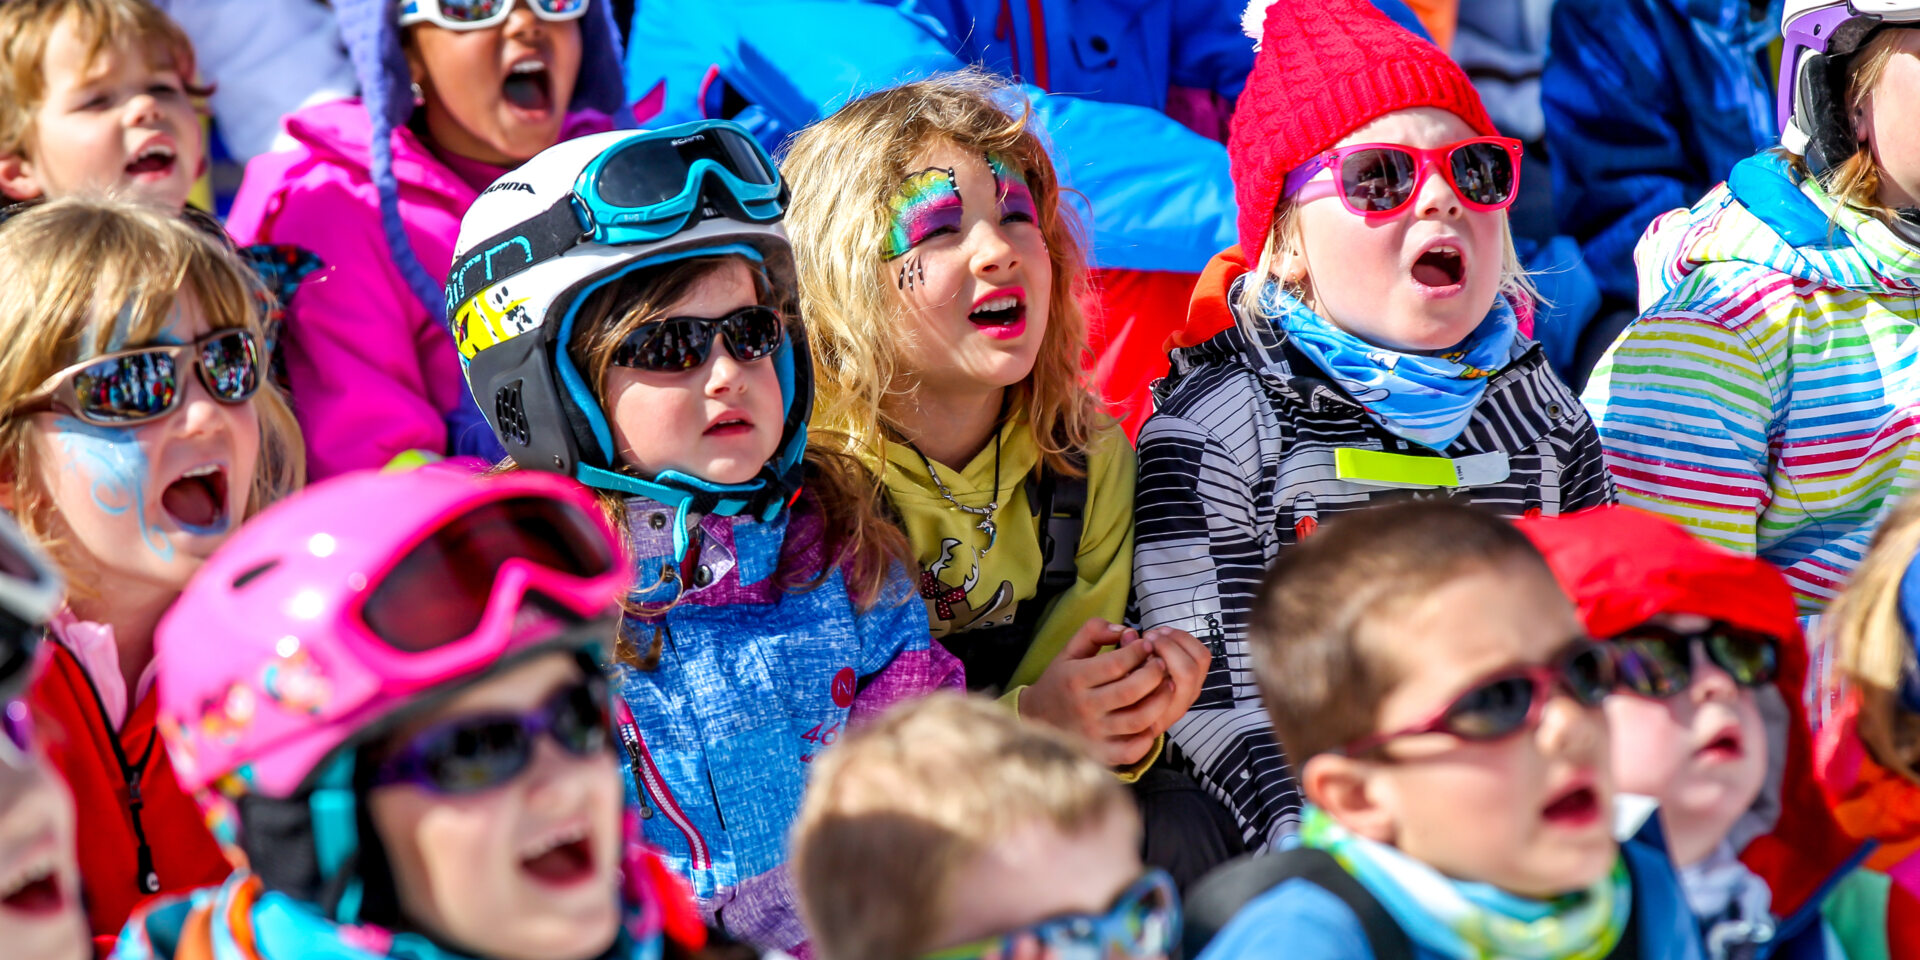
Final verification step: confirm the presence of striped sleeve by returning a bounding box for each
[1581,309,1781,555]
[1133,407,1302,847]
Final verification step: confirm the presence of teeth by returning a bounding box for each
[181,464,221,479]
[975,296,1018,313]
[510,60,547,74]
[0,858,54,900]
[136,145,173,161]
[520,823,588,861]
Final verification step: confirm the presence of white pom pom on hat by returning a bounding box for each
[1243,0,1275,46]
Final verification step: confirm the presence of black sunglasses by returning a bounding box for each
[1342,641,1614,755]
[1607,622,1780,699]
[609,304,785,373]
[372,674,611,794]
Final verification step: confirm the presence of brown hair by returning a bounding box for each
[563,255,913,666]
[792,693,1135,960]
[782,69,1107,478]
[0,196,303,593]
[1825,493,1920,780]
[0,0,209,159]
[1249,500,1552,762]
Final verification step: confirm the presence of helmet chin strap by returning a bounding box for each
[310,752,365,924]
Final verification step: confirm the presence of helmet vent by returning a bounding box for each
[232,559,281,589]
[496,382,532,447]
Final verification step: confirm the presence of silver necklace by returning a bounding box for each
[916,431,1001,559]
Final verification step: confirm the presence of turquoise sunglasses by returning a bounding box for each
[922,870,1180,960]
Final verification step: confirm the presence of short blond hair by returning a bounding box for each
[782,69,1107,477]
[1826,493,1920,780]
[792,693,1135,960]
[0,0,208,159]
[0,197,303,591]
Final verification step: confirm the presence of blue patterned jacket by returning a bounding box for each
[610,496,962,956]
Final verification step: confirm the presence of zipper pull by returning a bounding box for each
[125,781,159,894]
[1203,613,1226,660]
[615,718,654,820]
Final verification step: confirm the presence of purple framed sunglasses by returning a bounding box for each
[372,674,612,794]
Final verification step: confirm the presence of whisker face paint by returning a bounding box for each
[883,167,963,260]
[989,155,1039,225]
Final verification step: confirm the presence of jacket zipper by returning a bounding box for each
[67,648,162,895]
[617,713,712,871]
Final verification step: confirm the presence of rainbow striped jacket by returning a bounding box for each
[1583,152,1920,612]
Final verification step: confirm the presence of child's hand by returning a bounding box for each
[1022,619,1173,767]
[1139,625,1211,734]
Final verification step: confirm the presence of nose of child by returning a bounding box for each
[970,221,1020,277]
[520,739,595,812]
[502,3,546,42]
[1688,653,1740,704]
[1536,691,1606,763]
[1414,166,1463,220]
[704,349,751,396]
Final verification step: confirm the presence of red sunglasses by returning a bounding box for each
[1283,137,1524,218]
[1339,641,1613,757]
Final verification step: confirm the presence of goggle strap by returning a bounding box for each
[446,195,586,326]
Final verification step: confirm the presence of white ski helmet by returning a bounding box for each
[1779,0,1920,175]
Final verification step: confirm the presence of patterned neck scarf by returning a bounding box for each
[1264,287,1522,450]
[1301,807,1631,960]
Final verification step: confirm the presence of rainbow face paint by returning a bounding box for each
[989,155,1038,225]
[883,167,963,260]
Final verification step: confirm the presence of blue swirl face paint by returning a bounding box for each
[53,416,178,561]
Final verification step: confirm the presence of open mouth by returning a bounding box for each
[0,859,65,917]
[124,143,176,178]
[1410,244,1466,289]
[1541,783,1601,827]
[519,825,595,888]
[969,294,1025,328]
[704,416,753,437]
[1697,727,1745,762]
[502,58,555,115]
[161,464,230,535]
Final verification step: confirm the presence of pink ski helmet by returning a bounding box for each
[153,465,626,915]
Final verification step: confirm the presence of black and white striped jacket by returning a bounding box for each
[1132,293,1614,849]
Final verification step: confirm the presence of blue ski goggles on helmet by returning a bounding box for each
[445,121,786,321]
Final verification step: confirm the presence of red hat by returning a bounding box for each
[1228,0,1498,258]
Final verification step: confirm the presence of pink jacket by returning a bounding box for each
[227,99,611,479]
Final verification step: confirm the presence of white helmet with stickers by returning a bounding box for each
[446,122,809,561]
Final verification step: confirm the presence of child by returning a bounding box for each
[115,467,710,960]
[0,0,206,210]
[226,0,627,478]
[0,197,303,937]
[1131,0,1614,851]
[793,693,1179,960]
[781,72,1232,885]
[447,122,963,955]
[1813,493,1920,898]
[1582,6,1920,613]
[0,511,89,960]
[1523,506,1920,958]
[1196,501,1698,960]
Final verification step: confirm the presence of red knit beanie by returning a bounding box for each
[1228,0,1498,257]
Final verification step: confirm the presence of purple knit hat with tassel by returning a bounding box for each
[333,0,628,319]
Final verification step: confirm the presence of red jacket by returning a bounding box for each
[29,629,230,940]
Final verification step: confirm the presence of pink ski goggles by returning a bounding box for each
[1283,137,1524,217]
[346,489,621,686]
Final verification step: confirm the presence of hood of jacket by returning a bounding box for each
[1520,506,1866,923]
[1638,151,1920,310]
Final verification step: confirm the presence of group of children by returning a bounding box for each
[2,0,1920,959]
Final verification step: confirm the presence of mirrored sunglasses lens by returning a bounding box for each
[1564,645,1615,704]
[1613,638,1690,698]
[200,332,260,402]
[721,308,784,361]
[1444,675,1535,740]
[1339,148,1417,213]
[1707,631,1779,687]
[535,0,589,13]
[440,0,507,22]
[73,351,178,423]
[615,320,711,372]
[424,719,533,793]
[550,681,610,755]
[1118,881,1177,955]
[1449,142,1516,206]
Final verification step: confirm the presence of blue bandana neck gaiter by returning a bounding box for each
[1266,286,1523,450]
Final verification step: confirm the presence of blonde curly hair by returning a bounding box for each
[782,69,1106,476]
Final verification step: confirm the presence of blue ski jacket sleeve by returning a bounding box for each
[622,0,1238,273]
[1540,0,1779,304]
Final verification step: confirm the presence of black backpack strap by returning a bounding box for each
[1026,458,1086,594]
[1182,848,1413,960]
